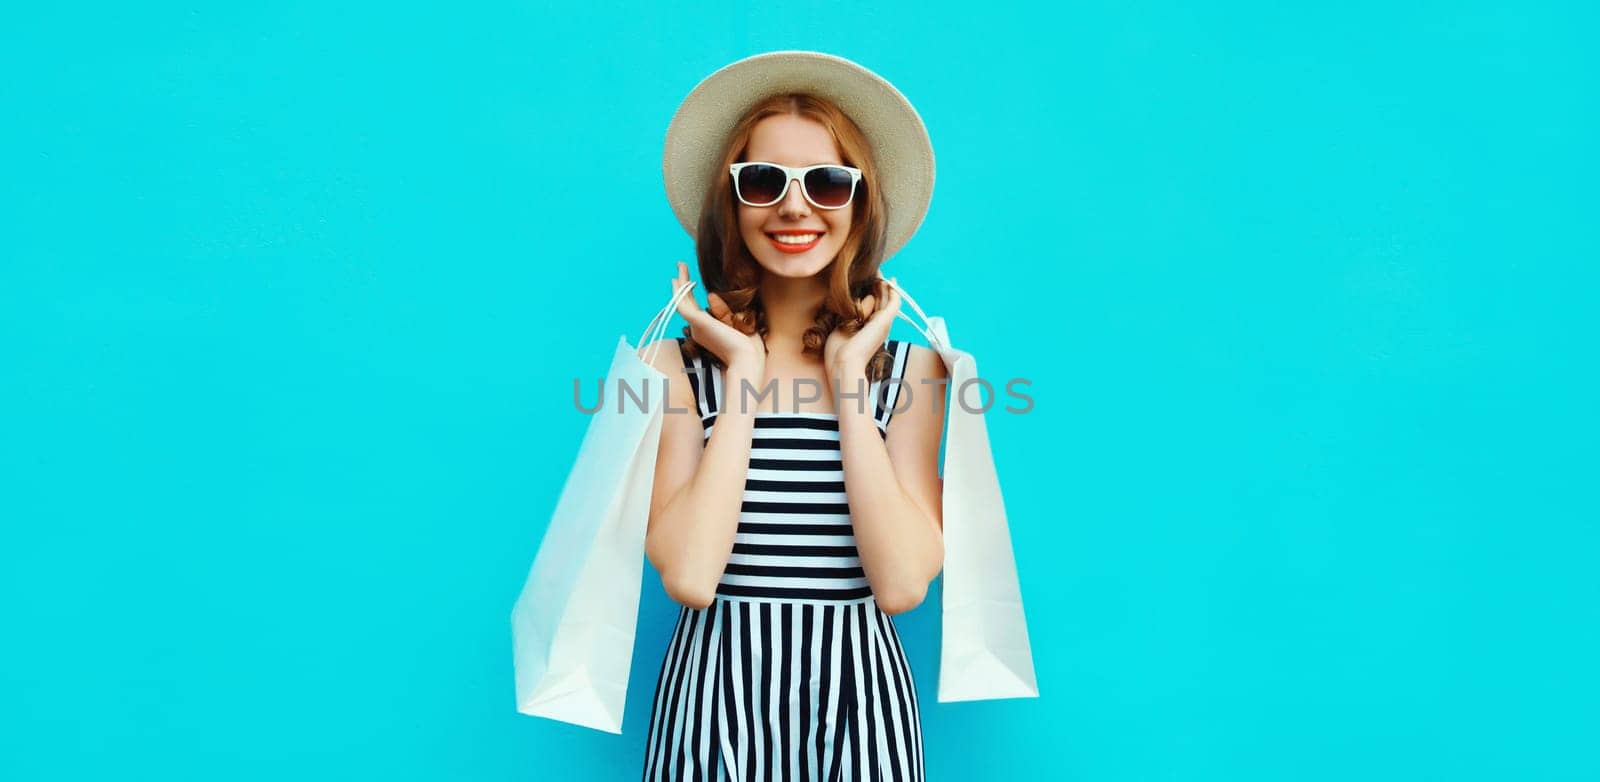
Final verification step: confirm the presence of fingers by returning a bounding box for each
[676,291,708,325]
[672,262,704,322]
[874,276,898,304]
[670,261,692,298]
[881,276,901,316]
[874,276,900,313]
[859,277,900,332]
[666,264,759,359]
[669,264,736,343]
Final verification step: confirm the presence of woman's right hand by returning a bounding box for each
[671,261,766,373]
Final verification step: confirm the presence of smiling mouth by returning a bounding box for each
[767,231,823,245]
[766,232,824,253]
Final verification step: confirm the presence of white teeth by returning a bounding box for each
[771,233,820,244]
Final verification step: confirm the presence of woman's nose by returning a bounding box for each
[778,175,810,217]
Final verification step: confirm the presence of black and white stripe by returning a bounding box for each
[642,600,925,781]
[683,340,912,440]
[644,337,923,781]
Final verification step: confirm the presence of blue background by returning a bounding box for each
[3,2,1595,780]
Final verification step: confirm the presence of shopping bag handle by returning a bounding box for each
[637,278,929,366]
[635,279,697,366]
[884,278,948,352]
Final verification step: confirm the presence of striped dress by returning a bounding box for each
[643,337,925,782]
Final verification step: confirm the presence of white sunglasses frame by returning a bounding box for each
[728,162,863,210]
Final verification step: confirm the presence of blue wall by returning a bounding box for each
[3,2,1595,779]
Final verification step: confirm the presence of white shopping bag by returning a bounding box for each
[511,281,696,733]
[886,279,1040,703]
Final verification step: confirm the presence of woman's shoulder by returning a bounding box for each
[892,341,948,384]
[880,340,948,436]
[641,336,691,377]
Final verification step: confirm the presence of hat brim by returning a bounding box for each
[662,50,935,261]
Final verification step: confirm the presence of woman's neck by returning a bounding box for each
[757,274,827,358]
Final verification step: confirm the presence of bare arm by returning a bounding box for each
[640,342,763,609]
[832,344,947,614]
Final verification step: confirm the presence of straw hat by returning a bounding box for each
[662,50,935,261]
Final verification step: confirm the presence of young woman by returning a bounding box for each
[638,52,946,782]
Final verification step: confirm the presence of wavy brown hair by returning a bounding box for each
[677,92,895,384]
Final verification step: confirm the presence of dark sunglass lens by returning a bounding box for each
[737,164,787,204]
[804,167,856,207]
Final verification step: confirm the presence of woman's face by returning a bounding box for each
[736,114,854,280]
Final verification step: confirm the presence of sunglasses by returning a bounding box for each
[729,161,863,210]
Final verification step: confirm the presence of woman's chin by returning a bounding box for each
[755,250,834,279]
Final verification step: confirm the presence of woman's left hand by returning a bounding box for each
[824,276,901,378]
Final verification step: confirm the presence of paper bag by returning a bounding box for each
[886,279,1040,703]
[511,282,696,733]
